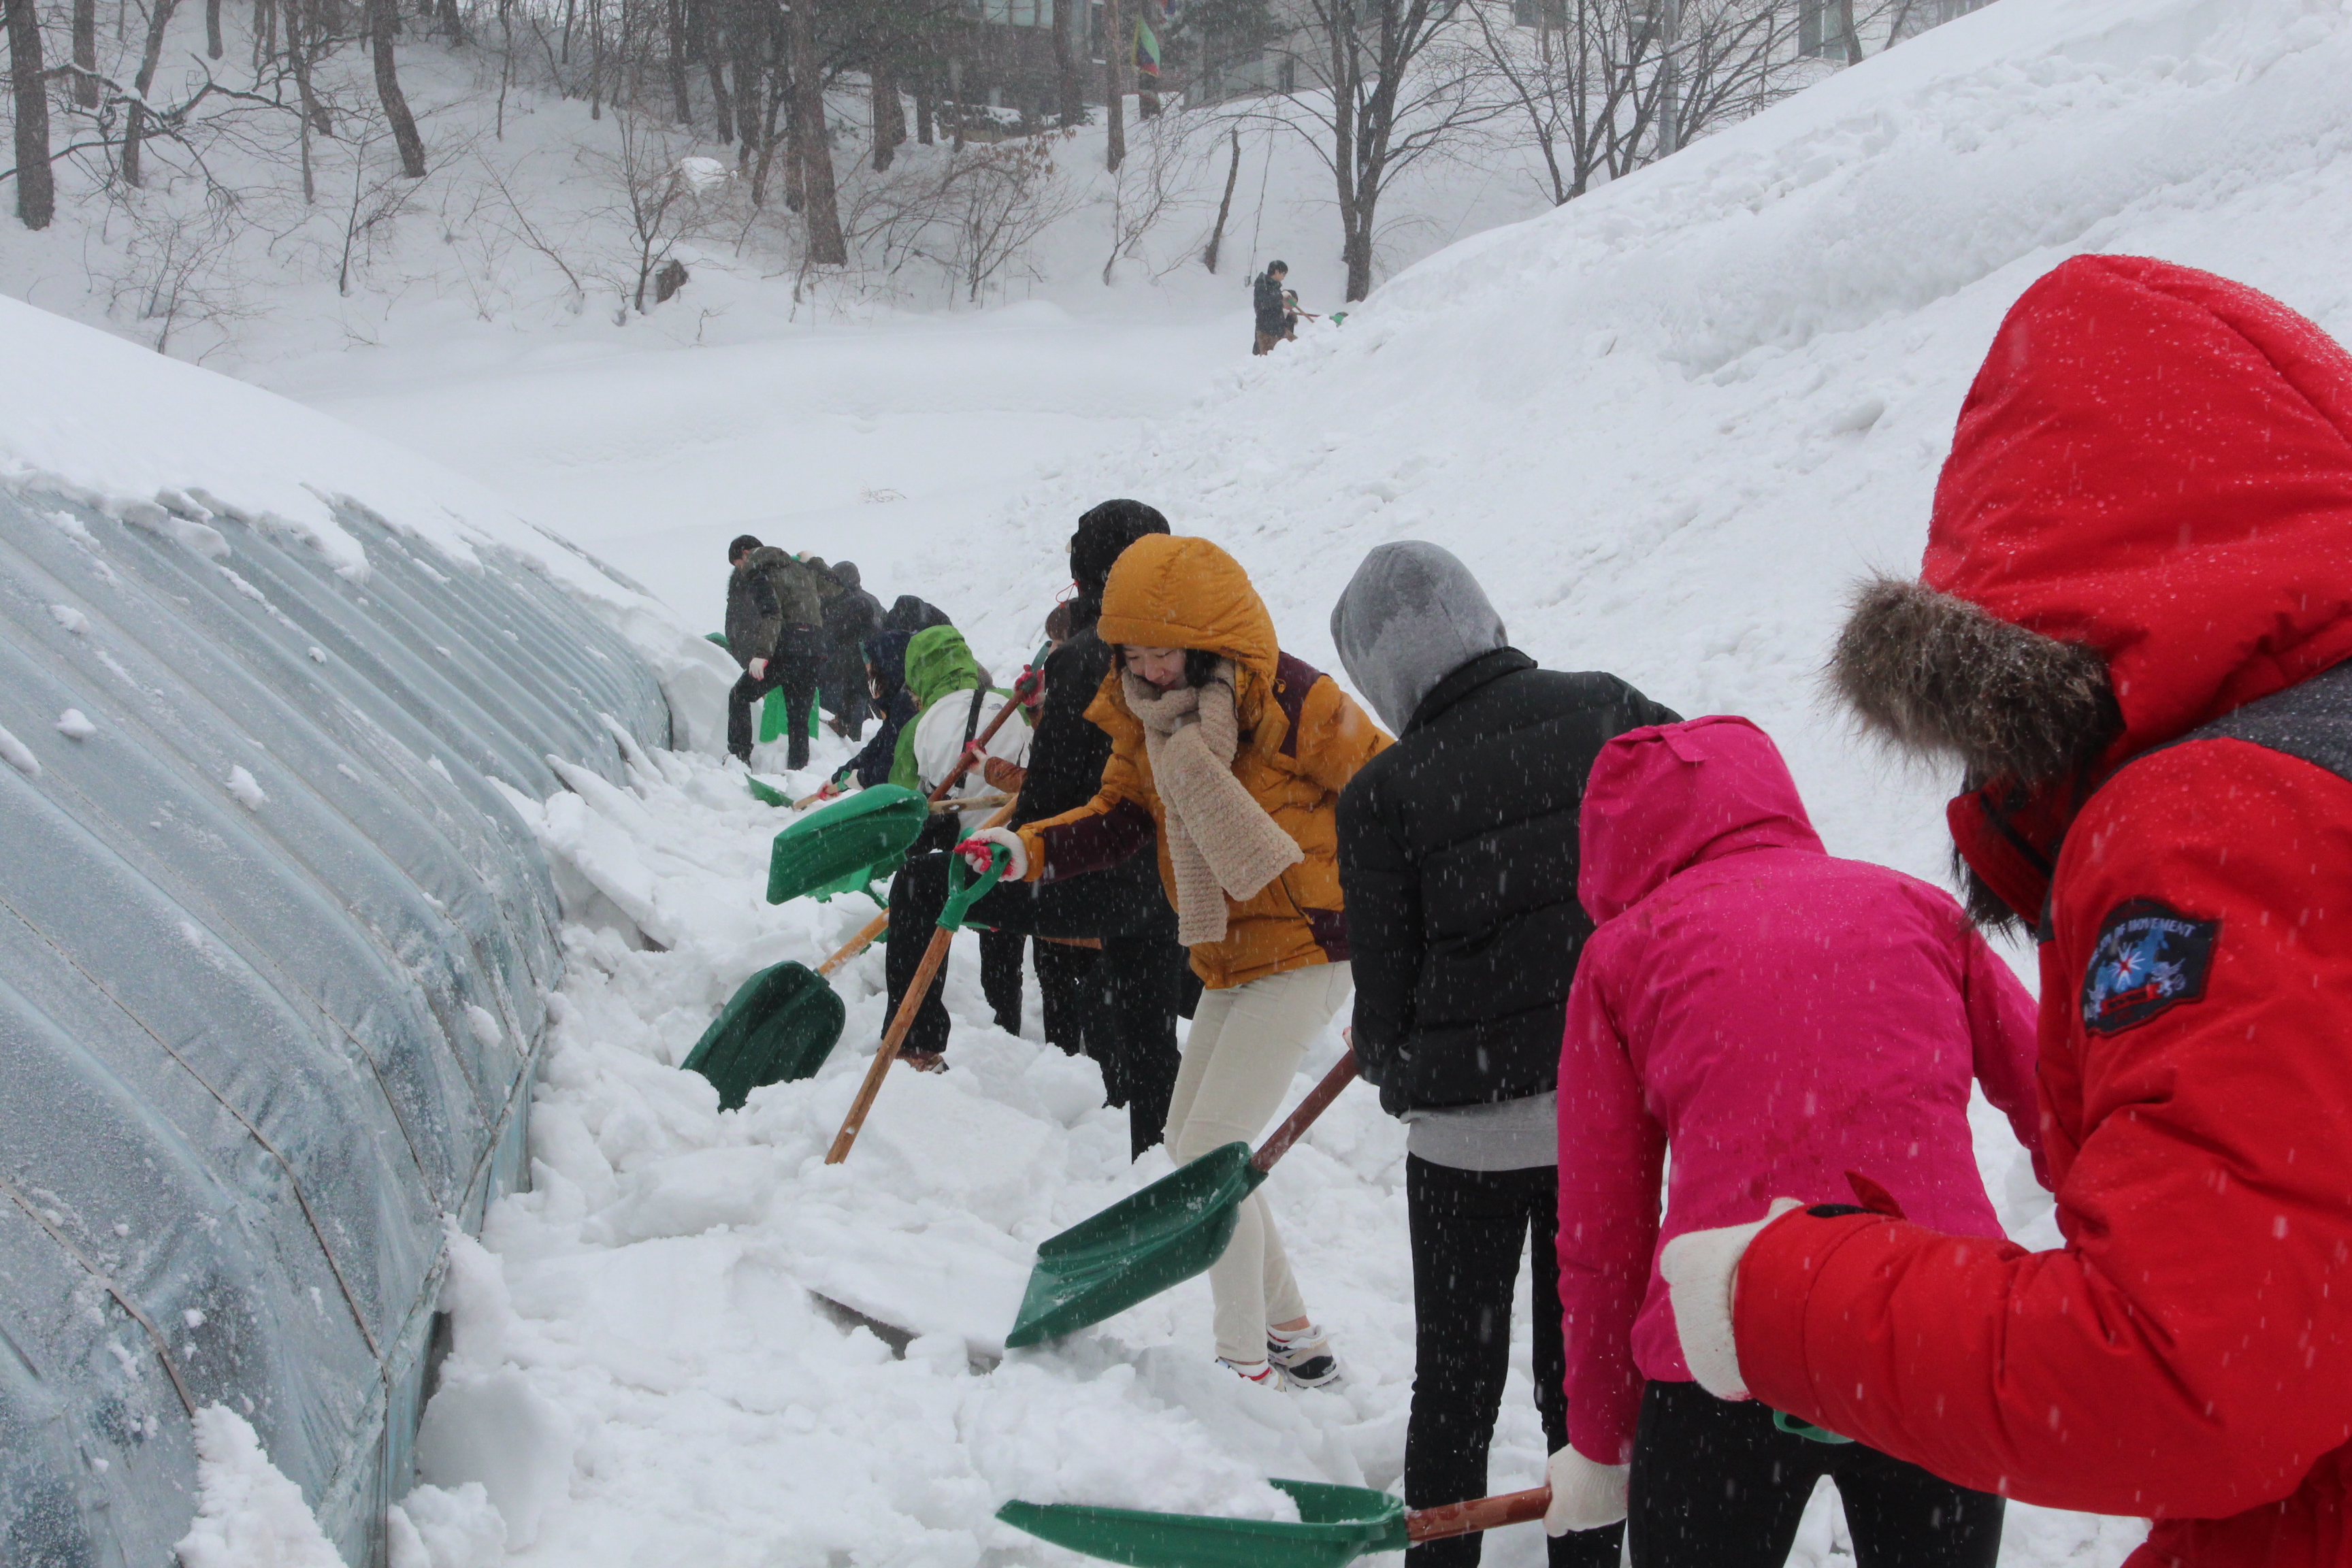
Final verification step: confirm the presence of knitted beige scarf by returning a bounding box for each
[1124,662,1304,947]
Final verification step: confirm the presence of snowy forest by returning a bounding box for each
[1,0,1979,354]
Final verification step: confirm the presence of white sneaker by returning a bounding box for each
[1267,1322,1343,1390]
[1219,1356,1284,1389]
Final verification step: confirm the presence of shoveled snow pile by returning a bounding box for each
[173,1407,346,1568]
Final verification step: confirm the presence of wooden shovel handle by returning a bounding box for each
[1405,1487,1550,1544]
[817,912,891,976]
[820,796,1025,1165]
[824,924,955,1164]
[1250,1051,1359,1175]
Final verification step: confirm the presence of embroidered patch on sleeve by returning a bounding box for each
[2080,898,2219,1035]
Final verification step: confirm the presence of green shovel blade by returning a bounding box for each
[1005,1142,1267,1348]
[997,1478,1408,1568]
[680,961,846,1109]
[767,785,928,904]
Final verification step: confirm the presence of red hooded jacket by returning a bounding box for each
[1732,257,2352,1565]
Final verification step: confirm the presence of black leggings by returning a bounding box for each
[1405,1159,1622,1568]
[1629,1381,2003,1568]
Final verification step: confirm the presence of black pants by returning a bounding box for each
[821,644,866,741]
[884,846,1182,1156]
[1406,1160,1620,1568]
[1629,1382,2003,1568]
[1034,937,1094,1056]
[728,629,823,769]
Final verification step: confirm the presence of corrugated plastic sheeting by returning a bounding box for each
[0,489,668,1567]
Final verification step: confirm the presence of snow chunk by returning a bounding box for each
[48,604,90,634]
[172,1405,346,1568]
[387,1484,505,1568]
[464,1005,503,1049]
[0,724,39,777]
[225,767,269,811]
[414,1372,576,1550]
[56,709,97,740]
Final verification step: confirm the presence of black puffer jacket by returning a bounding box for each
[1337,647,1678,1113]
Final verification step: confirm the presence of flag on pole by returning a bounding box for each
[1134,0,1164,76]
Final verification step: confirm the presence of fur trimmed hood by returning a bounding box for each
[1830,577,2119,792]
[1830,255,2352,928]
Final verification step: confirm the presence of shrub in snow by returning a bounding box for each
[172,1407,345,1568]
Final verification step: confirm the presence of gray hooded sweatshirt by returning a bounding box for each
[1329,542,1558,1171]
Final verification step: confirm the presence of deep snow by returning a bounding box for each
[115,0,2352,1562]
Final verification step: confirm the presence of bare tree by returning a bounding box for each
[368,0,427,174]
[1100,110,1194,284]
[596,112,728,310]
[1100,0,1124,169]
[4,0,52,227]
[787,0,845,259]
[1266,0,1504,300]
[72,0,97,105]
[1200,123,1239,271]
[121,0,185,186]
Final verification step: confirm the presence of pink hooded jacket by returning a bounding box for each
[1556,716,2043,1465]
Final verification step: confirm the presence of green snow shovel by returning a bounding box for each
[766,783,930,905]
[997,1478,1550,1568]
[681,960,848,1109]
[1004,1052,1359,1349]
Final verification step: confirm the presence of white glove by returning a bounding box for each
[1543,1446,1630,1535]
[1658,1196,1803,1400]
[956,828,1028,881]
[748,657,768,679]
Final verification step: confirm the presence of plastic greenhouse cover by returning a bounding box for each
[0,485,668,1567]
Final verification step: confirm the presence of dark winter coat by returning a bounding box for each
[823,561,885,658]
[1335,649,1677,1113]
[838,630,918,789]
[1742,255,2352,1568]
[724,547,825,666]
[883,595,953,636]
[1254,272,1289,336]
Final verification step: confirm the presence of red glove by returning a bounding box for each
[955,830,1027,879]
[1014,668,1045,708]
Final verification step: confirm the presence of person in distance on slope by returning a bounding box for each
[819,559,884,742]
[877,624,1032,1071]
[1546,715,2042,1568]
[1253,261,1291,357]
[1653,255,2352,1568]
[961,534,1390,1388]
[1329,542,1678,1568]
[892,502,1193,1154]
[723,534,828,771]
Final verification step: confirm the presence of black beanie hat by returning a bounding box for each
[728,534,762,562]
[1068,500,1171,595]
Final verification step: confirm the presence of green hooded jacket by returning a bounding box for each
[891,625,985,790]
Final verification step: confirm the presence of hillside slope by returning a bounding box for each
[933,0,2352,891]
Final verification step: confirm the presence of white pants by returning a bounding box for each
[1168,961,1354,1364]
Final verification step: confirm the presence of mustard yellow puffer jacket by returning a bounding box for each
[1016,534,1390,989]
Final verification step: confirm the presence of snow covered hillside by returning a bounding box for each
[344,7,2352,1568]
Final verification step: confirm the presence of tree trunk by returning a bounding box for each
[205,0,223,55]
[870,52,904,170]
[1050,0,1079,125]
[730,24,757,166]
[1833,0,1861,63]
[588,0,603,117]
[120,0,180,188]
[1200,125,1239,272]
[72,0,96,106]
[787,0,845,263]
[370,0,428,175]
[1100,0,1124,170]
[6,0,52,228]
[914,80,931,143]
[666,0,690,118]
[288,0,325,198]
